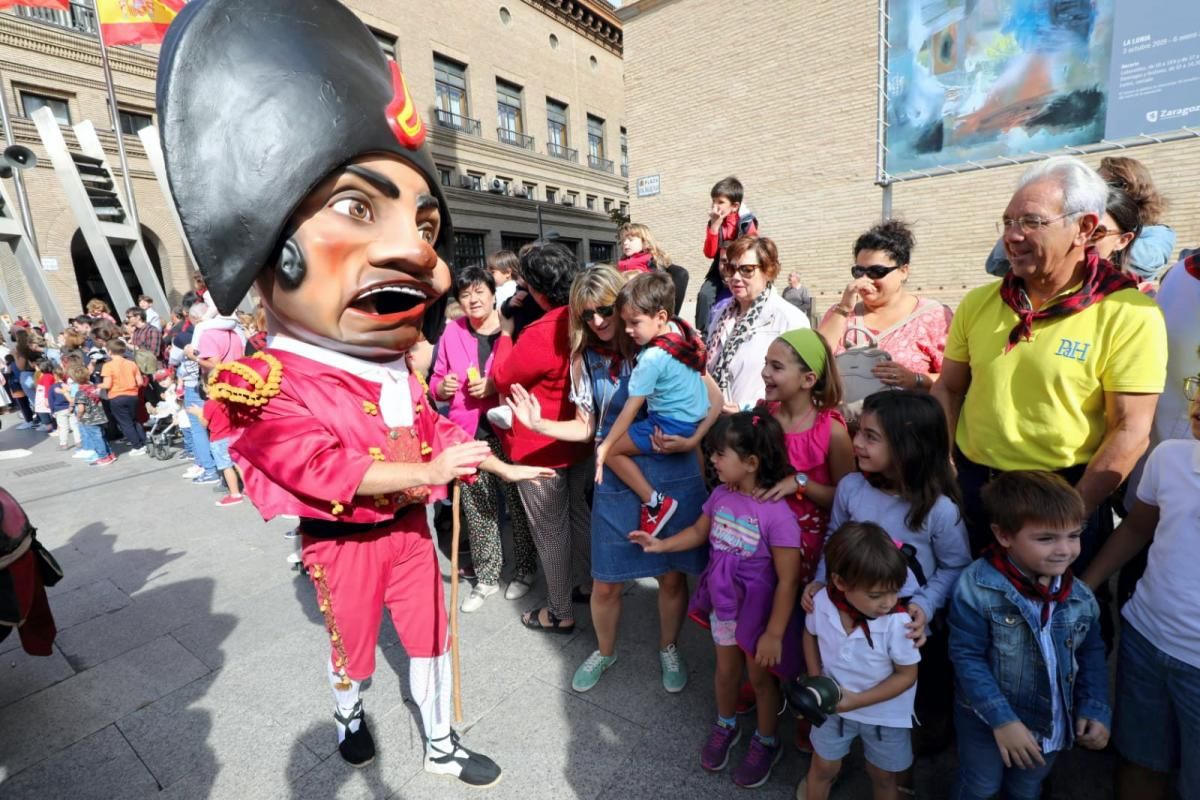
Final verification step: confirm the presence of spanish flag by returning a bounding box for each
[0,1,70,9]
[96,0,184,46]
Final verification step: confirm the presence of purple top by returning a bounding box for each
[429,317,499,438]
[688,486,805,679]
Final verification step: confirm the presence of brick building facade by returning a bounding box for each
[618,0,1200,315]
[0,0,627,326]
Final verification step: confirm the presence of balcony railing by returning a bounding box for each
[546,142,578,163]
[434,109,481,137]
[497,127,535,151]
[588,154,615,174]
[15,2,97,35]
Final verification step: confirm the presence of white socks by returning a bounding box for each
[328,659,362,743]
[409,651,454,756]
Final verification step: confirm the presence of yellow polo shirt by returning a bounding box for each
[946,281,1167,472]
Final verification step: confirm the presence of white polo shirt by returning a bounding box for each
[1123,439,1200,670]
[806,588,921,728]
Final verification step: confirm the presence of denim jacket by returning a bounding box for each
[948,559,1110,743]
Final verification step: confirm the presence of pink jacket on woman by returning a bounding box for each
[429,317,498,438]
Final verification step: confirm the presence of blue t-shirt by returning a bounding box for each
[627,344,708,423]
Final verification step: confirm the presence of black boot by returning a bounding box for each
[335,700,375,768]
[424,731,502,788]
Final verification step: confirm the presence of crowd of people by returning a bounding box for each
[4,149,1197,799]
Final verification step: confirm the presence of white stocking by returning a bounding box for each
[409,651,452,754]
[328,658,361,743]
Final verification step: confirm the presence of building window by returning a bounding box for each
[545,187,558,204]
[496,79,524,146]
[466,172,484,191]
[454,231,487,268]
[620,202,629,216]
[586,195,596,211]
[20,91,70,125]
[118,109,152,136]
[371,28,397,60]
[565,191,579,207]
[620,127,629,178]
[603,198,613,212]
[502,233,538,254]
[555,237,580,257]
[437,164,453,187]
[587,115,605,160]
[546,98,568,153]
[590,241,615,263]
[521,182,537,200]
[434,54,469,120]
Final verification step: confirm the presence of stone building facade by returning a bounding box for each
[0,0,627,326]
[618,0,1200,315]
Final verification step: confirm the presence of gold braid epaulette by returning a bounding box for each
[206,352,283,408]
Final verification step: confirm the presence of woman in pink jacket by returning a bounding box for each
[430,265,537,613]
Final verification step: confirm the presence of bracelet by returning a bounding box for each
[914,373,924,389]
[832,304,853,317]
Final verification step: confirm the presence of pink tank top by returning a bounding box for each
[769,405,844,581]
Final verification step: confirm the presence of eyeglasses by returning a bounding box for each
[996,213,1075,235]
[720,263,761,279]
[579,305,615,326]
[1185,376,1199,402]
[851,264,903,280]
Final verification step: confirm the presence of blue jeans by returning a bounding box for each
[183,385,215,472]
[180,423,194,455]
[952,703,1058,800]
[80,424,110,458]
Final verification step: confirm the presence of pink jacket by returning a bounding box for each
[429,317,498,438]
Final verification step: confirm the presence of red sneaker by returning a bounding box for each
[215,494,244,508]
[91,454,117,467]
[639,495,678,537]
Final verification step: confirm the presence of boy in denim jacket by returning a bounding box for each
[948,471,1109,800]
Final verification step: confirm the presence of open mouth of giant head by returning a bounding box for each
[347,281,432,319]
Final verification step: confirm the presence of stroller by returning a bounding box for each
[146,413,182,461]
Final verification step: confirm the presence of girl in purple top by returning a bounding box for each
[632,409,803,789]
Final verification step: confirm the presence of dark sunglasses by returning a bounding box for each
[720,263,761,279]
[580,305,615,325]
[851,264,903,280]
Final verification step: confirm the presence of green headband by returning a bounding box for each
[779,328,827,376]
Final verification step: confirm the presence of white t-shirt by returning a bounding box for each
[806,588,921,728]
[495,280,518,309]
[1123,439,1200,670]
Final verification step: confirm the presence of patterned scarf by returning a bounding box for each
[999,247,1136,352]
[650,318,706,373]
[590,344,626,384]
[984,544,1073,627]
[708,289,772,393]
[827,584,905,649]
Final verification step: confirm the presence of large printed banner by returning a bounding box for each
[885,0,1200,176]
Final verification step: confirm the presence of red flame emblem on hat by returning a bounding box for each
[385,61,426,150]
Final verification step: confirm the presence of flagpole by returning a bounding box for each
[92,0,139,228]
[0,64,40,254]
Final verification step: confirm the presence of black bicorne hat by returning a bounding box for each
[156,0,455,322]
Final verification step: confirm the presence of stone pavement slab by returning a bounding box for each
[0,725,161,800]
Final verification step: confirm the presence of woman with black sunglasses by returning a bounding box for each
[817,220,952,392]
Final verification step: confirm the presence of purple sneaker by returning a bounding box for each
[699,721,741,772]
[732,733,783,788]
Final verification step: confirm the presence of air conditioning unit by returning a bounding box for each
[459,175,474,189]
[561,196,575,207]
[488,179,507,194]
[513,187,529,199]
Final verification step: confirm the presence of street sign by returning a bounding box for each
[636,174,660,197]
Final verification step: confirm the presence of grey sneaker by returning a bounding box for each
[659,643,688,693]
[460,582,499,613]
[571,650,617,692]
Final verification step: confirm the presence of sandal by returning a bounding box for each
[521,607,575,635]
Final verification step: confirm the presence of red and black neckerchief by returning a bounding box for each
[590,344,626,384]
[999,247,1137,353]
[827,584,905,649]
[1185,252,1200,281]
[984,543,1073,627]
[649,317,706,374]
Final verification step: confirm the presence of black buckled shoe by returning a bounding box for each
[335,701,375,768]
[424,731,502,788]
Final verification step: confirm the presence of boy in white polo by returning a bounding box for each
[801,522,920,800]
[1082,376,1200,800]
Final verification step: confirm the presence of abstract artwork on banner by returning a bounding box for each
[886,0,1115,174]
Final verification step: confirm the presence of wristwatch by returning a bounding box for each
[794,472,809,496]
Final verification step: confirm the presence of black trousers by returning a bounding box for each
[108,395,146,448]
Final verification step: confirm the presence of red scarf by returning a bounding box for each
[827,584,905,649]
[999,247,1137,352]
[618,252,654,273]
[590,345,625,384]
[649,317,706,373]
[984,544,1073,627]
[1185,252,1200,281]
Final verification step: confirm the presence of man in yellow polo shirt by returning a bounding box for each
[934,156,1167,570]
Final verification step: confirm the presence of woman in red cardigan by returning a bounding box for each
[491,242,592,634]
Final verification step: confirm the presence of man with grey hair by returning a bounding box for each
[934,156,1166,571]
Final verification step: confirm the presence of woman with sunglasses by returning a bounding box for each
[507,266,721,692]
[818,220,952,392]
[706,236,809,412]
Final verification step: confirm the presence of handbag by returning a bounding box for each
[133,348,158,375]
[835,301,939,423]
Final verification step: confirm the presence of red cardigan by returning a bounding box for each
[491,305,591,469]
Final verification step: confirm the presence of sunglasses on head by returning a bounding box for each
[851,264,903,280]
[580,305,615,325]
[720,263,761,279]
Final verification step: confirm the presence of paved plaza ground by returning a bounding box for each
[0,413,1118,799]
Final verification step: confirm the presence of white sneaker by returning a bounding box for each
[505,571,535,600]
[72,449,97,460]
[460,582,499,613]
[485,405,513,430]
[15,421,34,430]
[130,447,147,457]
[182,465,204,479]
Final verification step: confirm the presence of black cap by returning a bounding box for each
[156,0,454,316]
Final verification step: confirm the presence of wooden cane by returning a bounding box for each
[449,481,464,723]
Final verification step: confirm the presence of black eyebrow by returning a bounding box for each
[344,165,400,199]
[416,193,439,211]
